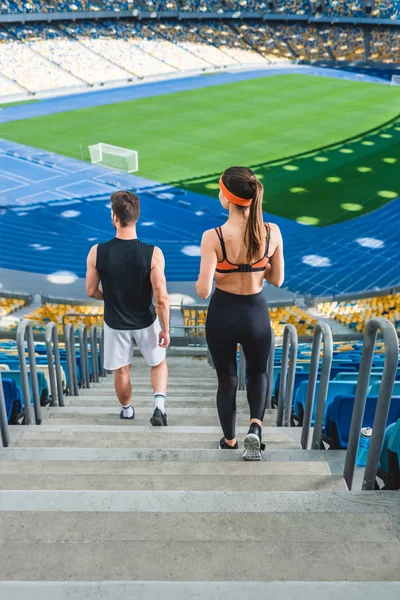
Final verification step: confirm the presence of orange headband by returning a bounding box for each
[219,176,252,207]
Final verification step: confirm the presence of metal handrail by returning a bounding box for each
[16,320,42,425]
[266,329,275,409]
[79,325,90,389]
[238,345,246,391]
[0,372,10,447]
[277,324,298,427]
[45,322,64,407]
[301,322,333,450]
[343,317,399,491]
[64,324,79,396]
[99,327,106,377]
[90,325,99,383]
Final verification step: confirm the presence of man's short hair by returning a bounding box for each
[111,191,140,226]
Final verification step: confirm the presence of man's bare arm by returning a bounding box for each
[86,245,103,300]
[150,247,170,348]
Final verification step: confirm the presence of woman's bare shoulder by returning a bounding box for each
[265,222,282,237]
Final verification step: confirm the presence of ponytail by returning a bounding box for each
[245,178,264,263]
[220,166,266,262]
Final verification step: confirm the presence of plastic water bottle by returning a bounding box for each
[356,427,372,467]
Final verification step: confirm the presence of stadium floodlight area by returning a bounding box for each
[88,142,139,173]
[391,75,400,86]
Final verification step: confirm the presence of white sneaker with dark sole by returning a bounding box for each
[242,432,262,461]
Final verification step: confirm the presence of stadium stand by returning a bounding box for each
[2,18,400,97]
[319,25,365,62]
[26,302,104,334]
[370,27,400,63]
[0,296,26,317]
[7,22,132,86]
[317,293,400,333]
[0,28,82,93]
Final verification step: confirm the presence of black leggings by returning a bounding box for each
[206,288,271,440]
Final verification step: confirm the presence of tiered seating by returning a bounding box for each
[13,22,131,85]
[0,28,80,93]
[317,293,400,333]
[372,0,400,19]
[370,28,400,64]
[272,23,330,61]
[63,20,175,77]
[26,302,104,335]
[1,0,104,12]
[237,23,294,60]
[191,22,268,63]
[269,305,318,336]
[150,22,231,68]
[319,25,365,62]
[0,296,26,318]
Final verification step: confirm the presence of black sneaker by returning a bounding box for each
[150,407,168,427]
[120,406,135,420]
[219,437,238,450]
[243,424,265,461]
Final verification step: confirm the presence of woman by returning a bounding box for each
[196,166,284,461]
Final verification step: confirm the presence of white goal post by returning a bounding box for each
[391,75,400,87]
[88,142,139,173]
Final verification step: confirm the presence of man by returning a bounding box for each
[86,190,170,426]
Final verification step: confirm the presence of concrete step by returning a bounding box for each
[1,582,399,600]
[9,425,300,449]
[80,388,218,396]
[0,492,398,581]
[0,460,330,476]
[66,398,243,408]
[0,447,347,463]
[0,473,346,491]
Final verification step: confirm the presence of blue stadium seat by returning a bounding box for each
[369,381,400,396]
[325,395,400,450]
[294,381,358,426]
[1,378,23,424]
[5,370,49,407]
[378,419,400,490]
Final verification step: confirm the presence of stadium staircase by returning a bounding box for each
[1,356,399,598]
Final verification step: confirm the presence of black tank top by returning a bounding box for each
[96,237,156,330]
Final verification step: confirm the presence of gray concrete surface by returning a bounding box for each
[1,356,398,585]
[1,582,399,600]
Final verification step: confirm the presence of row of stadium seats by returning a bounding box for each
[0,296,26,318]
[317,293,400,333]
[2,20,399,96]
[25,302,104,335]
[1,0,400,18]
[183,304,317,337]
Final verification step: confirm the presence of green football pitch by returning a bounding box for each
[1,74,399,226]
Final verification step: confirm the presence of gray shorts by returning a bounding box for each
[103,320,166,370]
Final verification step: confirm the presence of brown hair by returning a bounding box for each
[110,191,140,227]
[221,166,264,262]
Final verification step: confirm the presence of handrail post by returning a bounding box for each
[99,327,106,377]
[343,317,399,491]
[301,322,333,450]
[266,329,275,409]
[0,372,10,448]
[90,325,99,383]
[64,324,79,396]
[17,320,42,425]
[277,324,298,427]
[45,322,64,407]
[79,325,90,389]
[238,345,246,391]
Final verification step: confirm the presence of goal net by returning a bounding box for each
[88,142,139,173]
[391,75,400,87]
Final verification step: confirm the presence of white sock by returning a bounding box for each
[154,393,166,413]
[121,404,134,418]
